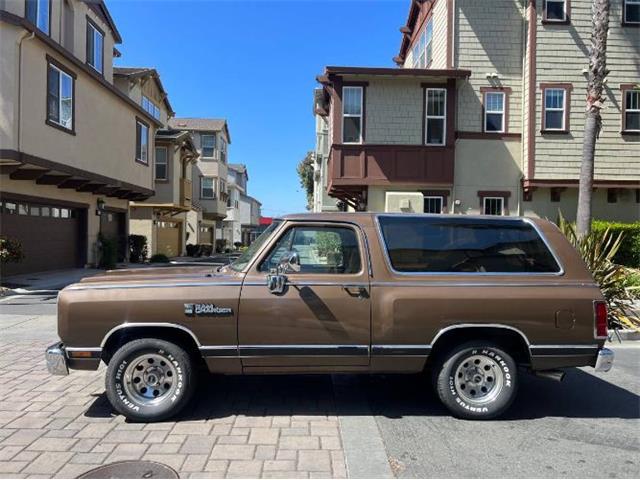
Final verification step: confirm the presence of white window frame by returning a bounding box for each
[155,146,168,180]
[136,120,149,164]
[624,89,640,132]
[47,63,74,130]
[201,134,216,159]
[624,0,640,24]
[200,177,216,199]
[543,88,566,131]
[425,88,447,146]
[484,91,506,133]
[142,95,160,120]
[411,19,433,68]
[483,197,505,216]
[424,196,444,214]
[342,86,363,144]
[544,0,567,22]
[86,21,103,73]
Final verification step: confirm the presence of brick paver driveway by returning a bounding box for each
[0,296,348,479]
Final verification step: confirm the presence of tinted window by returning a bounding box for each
[378,216,560,273]
[260,226,361,274]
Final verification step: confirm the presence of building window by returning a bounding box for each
[483,197,504,216]
[135,120,149,164]
[26,0,50,34]
[484,92,506,133]
[607,188,618,203]
[411,19,433,68]
[543,87,567,131]
[425,88,446,145]
[550,188,563,202]
[624,0,640,24]
[220,138,227,163]
[342,86,363,144]
[544,0,568,22]
[424,196,443,214]
[201,134,216,158]
[155,147,168,180]
[142,96,161,120]
[47,62,74,131]
[623,89,640,132]
[86,19,104,74]
[201,177,215,199]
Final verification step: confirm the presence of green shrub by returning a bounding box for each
[149,253,170,263]
[98,234,117,270]
[558,213,639,331]
[186,244,200,257]
[215,239,227,253]
[0,236,24,264]
[592,220,640,268]
[128,235,148,263]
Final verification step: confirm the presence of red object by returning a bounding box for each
[259,217,273,226]
[594,301,608,338]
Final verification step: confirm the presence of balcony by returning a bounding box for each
[180,178,192,208]
[328,144,454,196]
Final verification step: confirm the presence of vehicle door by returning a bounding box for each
[238,222,371,367]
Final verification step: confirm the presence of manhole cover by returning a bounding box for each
[78,461,179,479]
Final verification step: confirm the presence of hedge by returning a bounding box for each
[592,220,640,268]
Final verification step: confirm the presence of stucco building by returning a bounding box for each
[313,0,639,221]
[0,0,160,275]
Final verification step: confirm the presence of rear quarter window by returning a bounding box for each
[378,216,561,274]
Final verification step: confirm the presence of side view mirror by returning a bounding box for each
[267,251,300,295]
[279,251,300,274]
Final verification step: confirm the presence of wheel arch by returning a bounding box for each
[428,324,532,366]
[101,323,203,365]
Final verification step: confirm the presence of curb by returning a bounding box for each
[611,329,640,341]
[332,375,394,479]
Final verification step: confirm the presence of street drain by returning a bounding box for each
[78,460,179,479]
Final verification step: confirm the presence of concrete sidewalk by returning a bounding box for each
[1,269,103,296]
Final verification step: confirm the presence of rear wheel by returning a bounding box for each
[435,342,518,420]
[105,338,196,422]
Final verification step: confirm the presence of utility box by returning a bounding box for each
[384,192,424,213]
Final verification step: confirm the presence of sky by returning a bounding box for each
[108,0,408,217]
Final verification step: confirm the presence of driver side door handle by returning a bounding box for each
[342,285,369,299]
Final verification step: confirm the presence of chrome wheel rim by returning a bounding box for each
[123,353,178,406]
[454,354,504,405]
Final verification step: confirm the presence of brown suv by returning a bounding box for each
[45,213,614,421]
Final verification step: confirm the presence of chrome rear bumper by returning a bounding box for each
[594,347,614,373]
[45,342,69,376]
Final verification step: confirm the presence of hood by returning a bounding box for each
[74,265,242,286]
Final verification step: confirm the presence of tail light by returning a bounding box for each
[594,301,608,338]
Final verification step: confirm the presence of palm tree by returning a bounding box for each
[576,0,610,237]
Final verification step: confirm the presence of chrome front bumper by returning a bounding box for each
[594,347,615,373]
[45,342,69,376]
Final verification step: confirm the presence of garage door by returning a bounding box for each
[0,198,86,277]
[156,221,181,257]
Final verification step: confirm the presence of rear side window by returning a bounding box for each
[378,216,560,274]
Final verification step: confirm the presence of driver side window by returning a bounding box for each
[259,226,362,274]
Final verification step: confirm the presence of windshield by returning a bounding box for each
[228,220,283,272]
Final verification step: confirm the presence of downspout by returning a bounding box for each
[518,0,528,217]
[17,30,35,153]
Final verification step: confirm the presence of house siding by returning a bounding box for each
[533,0,640,181]
[454,0,525,134]
[365,79,424,144]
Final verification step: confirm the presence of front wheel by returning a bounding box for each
[435,342,518,420]
[105,338,196,422]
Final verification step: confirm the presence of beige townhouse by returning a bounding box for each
[0,0,161,276]
[168,117,231,249]
[314,0,639,221]
[114,67,200,257]
[224,163,262,247]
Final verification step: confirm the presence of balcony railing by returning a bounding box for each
[328,144,454,194]
[180,178,192,208]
